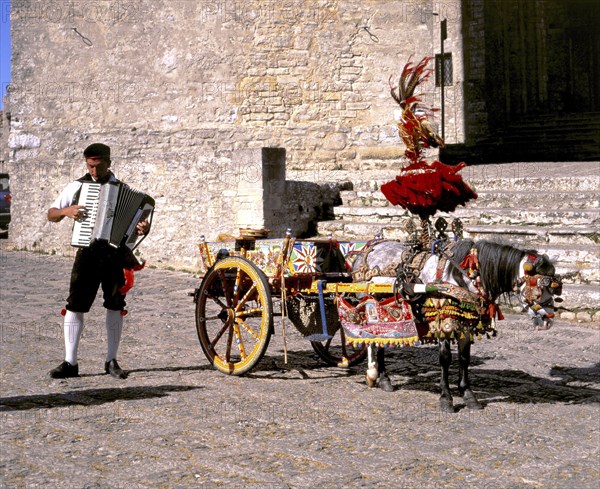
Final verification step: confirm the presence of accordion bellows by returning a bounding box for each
[71,181,154,250]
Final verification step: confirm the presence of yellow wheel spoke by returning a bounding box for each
[237,318,261,340]
[232,267,243,305]
[235,285,257,312]
[237,306,263,318]
[233,322,247,358]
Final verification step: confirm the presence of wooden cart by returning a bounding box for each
[192,231,407,375]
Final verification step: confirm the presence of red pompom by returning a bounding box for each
[381,160,477,218]
[60,308,67,316]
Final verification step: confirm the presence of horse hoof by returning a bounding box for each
[439,398,455,413]
[378,373,394,392]
[366,373,377,388]
[465,398,484,410]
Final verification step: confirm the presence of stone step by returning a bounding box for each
[462,224,600,247]
[498,283,598,322]
[317,220,600,249]
[552,284,599,318]
[469,175,600,193]
[471,190,599,209]
[332,205,600,227]
[343,174,600,193]
[340,189,600,209]
[290,162,599,190]
[522,244,599,285]
[501,283,598,320]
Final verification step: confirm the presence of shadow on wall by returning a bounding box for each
[234,147,351,239]
[273,180,351,238]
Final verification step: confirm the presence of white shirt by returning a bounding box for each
[51,174,117,209]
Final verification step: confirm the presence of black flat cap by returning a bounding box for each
[83,143,111,159]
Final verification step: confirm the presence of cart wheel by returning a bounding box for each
[196,256,273,375]
[311,326,367,367]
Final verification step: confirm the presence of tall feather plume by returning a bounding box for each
[390,56,433,110]
[389,56,443,160]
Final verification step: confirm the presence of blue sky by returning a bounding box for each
[1,0,10,111]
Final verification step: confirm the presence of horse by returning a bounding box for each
[349,238,563,412]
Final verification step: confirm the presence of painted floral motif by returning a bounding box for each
[339,241,367,259]
[290,244,324,274]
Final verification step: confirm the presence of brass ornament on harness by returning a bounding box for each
[391,223,502,343]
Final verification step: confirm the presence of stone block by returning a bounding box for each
[575,311,593,322]
[358,146,404,160]
[559,311,577,321]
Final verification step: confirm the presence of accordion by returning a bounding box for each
[71,181,155,250]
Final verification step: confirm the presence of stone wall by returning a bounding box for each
[6,0,465,269]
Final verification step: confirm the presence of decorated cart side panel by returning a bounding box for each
[198,239,287,277]
[198,236,368,278]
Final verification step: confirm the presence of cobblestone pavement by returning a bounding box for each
[1,250,598,489]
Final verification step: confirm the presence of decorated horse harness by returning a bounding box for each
[372,216,563,343]
[515,254,563,330]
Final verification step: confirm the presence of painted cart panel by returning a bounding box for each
[199,237,368,278]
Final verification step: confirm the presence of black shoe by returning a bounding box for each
[105,359,127,379]
[48,361,79,379]
[378,372,394,392]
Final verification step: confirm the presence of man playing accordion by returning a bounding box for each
[47,143,150,380]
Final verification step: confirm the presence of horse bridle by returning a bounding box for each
[514,254,563,329]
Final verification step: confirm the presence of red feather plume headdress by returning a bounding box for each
[381,56,477,219]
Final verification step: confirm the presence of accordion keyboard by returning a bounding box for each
[71,182,102,247]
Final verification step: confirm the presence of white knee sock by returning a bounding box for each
[105,309,123,363]
[64,311,84,366]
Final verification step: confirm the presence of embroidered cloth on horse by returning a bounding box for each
[351,239,405,282]
[337,295,420,347]
[348,239,500,345]
[419,282,497,343]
